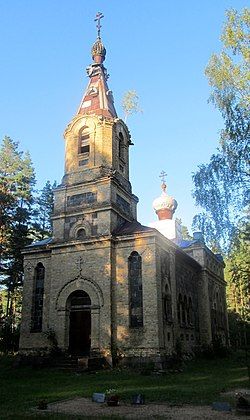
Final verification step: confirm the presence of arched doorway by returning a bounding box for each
[68,290,91,356]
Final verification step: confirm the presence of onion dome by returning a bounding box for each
[153,181,178,220]
[91,37,106,64]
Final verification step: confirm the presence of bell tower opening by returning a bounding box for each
[68,290,91,356]
[78,127,90,167]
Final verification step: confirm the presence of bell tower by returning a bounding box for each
[52,14,138,242]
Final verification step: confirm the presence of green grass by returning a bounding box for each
[0,352,249,419]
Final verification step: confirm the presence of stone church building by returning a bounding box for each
[19,27,229,365]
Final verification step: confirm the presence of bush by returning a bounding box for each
[213,335,231,357]
[199,336,230,359]
[43,328,61,356]
[0,322,20,353]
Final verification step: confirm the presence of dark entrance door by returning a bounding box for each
[68,290,91,356]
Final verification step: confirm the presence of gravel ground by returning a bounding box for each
[46,397,249,419]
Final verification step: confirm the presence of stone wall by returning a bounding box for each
[19,249,52,352]
[114,233,160,358]
[184,243,228,345]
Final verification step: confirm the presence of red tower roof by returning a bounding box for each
[77,36,117,119]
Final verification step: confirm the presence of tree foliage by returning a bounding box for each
[0,137,36,282]
[225,221,250,321]
[33,180,56,240]
[0,137,36,348]
[225,220,250,348]
[192,8,250,251]
[122,90,142,122]
[176,218,193,240]
[0,136,57,350]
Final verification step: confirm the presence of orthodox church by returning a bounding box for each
[20,18,228,366]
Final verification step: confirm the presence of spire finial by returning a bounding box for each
[92,12,106,63]
[159,170,167,192]
[159,170,167,183]
[95,12,104,38]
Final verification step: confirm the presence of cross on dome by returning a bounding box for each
[159,170,167,183]
[153,171,178,220]
[95,12,104,38]
[91,12,106,64]
[159,170,167,192]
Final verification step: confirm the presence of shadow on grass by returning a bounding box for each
[0,351,248,418]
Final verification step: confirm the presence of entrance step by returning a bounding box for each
[52,355,78,371]
[52,355,111,372]
[88,356,110,371]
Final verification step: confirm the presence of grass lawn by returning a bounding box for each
[0,351,249,419]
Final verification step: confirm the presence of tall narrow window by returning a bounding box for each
[128,251,143,327]
[182,295,187,324]
[118,132,125,160]
[79,134,89,154]
[78,129,90,166]
[31,263,45,332]
[187,297,193,325]
[177,293,182,324]
[164,283,172,323]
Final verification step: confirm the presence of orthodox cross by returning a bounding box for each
[159,170,167,184]
[95,12,104,38]
[24,261,32,272]
[76,256,84,275]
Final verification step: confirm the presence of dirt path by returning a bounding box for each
[47,397,248,419]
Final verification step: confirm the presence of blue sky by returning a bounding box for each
[0,0,247,231]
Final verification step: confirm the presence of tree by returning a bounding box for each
[33,180,56,240]
[226,221,250,322]
[192,8,250,251]
[0,136,36,342]
[176,218,193,240]
[122,90,142,122]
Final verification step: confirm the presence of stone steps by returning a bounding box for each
[52,355,110,372]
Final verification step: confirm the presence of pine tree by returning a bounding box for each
[33,180,56,240]
[176,218,193,240]
[0,136,36,342]
[226,222,250,321]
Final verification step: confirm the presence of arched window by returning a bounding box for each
[187,297,193,325]
[177,294,182,324]
[219,296,224,327]
[77,228,86,239]
[78,128,90,165]
[128,251,143,327]
[182,296,187,324]
[163,283,172,323]
[212,291,219,328]
[31,263,45,332]
[118,132,125,160]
